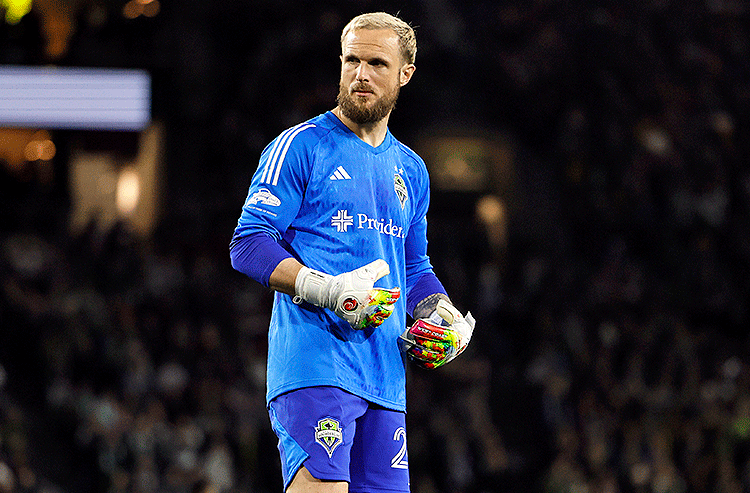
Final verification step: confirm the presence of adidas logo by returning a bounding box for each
[329,166,352,180]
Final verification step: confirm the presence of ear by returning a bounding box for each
[399,64,416,87]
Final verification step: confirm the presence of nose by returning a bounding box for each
[355,62,369,81]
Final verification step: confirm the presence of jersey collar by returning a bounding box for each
[325,111,394,154]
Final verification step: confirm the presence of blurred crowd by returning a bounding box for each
[3,0,750,492]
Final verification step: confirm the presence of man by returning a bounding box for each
[230,12,475,492]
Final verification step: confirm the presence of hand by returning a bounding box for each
[295,259,401,330]
[398,299,475,369]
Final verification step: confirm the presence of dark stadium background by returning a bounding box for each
[2,1,750,492]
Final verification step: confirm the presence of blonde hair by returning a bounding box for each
[341,12,417,65]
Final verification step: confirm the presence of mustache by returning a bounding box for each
[351,83,374,93]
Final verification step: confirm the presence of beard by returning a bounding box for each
[336,80,400,125]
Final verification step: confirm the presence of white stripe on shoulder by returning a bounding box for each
[260,123,316,185]
[260,125,295,184]
[270,123,316,186]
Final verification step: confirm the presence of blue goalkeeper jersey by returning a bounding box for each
[233,111,436,411]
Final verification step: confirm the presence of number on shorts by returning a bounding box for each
[391,426,408,469]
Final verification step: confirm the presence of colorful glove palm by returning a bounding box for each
[399,299,475,369]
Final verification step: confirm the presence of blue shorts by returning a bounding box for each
[268,386,410,492]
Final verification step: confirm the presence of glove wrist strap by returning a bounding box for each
[294,266,334,308]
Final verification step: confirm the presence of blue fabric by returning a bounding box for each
[405,272,448,318]
[269,387,409,492]
[349,403,410,492]
[231,111,438,411]
[229,232,292,288]
[267,403,310,490]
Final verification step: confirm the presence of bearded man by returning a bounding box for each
[230,12,475,492]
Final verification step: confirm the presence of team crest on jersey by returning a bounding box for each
[315,417,343,458]
[394,173,408,210]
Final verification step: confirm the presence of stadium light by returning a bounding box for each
[1,0,32,24]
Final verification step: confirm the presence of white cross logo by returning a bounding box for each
[331,209,354,232]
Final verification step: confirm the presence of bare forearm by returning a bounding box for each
[268,257,304,295]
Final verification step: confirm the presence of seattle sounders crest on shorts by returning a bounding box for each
[269,387,410,491]
[233,111,437,411]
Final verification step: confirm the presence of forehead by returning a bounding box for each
[341,28,401,60]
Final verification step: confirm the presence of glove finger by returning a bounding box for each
[417,357,449,370]
[356,288,399,329]
[407,347,448,370]
[357,259,391,283]
[367,287,400,306]
[409,320,460,345]
[367,304,394,327]
[357,301,395,329]
[399,332,439,359]
[413,336,451,355]
[407,344,444,363]
[399,332,444,354]
[399,332,450,370]
[411,358,441,370]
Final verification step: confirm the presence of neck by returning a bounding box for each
[332,107,390,147]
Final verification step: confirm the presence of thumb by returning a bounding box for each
[356,259,390,283]
[435,299,459,325]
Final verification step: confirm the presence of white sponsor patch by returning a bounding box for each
[246,188,281,207]
[357,213,404,238]
[331,209,404,238]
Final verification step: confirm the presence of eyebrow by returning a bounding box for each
[344,54,390,66]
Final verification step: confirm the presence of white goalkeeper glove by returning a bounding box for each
[294,259,401,330]
[398,299,475,369]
